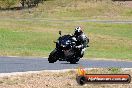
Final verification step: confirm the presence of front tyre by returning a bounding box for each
[48,49,58,63]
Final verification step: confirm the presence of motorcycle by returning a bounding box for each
[48,31,85,64]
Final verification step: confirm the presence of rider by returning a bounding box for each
[73,26,89,58]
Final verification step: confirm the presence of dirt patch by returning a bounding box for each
[0,68,132,88]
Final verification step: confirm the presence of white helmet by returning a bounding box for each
[74,26,83,36]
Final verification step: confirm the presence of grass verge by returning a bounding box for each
[0,18,132,60]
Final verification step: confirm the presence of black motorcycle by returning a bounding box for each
[48,31,84,64]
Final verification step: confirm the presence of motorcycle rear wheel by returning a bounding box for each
[69,57,80,64]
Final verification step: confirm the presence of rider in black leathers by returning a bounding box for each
[73,27,89,58]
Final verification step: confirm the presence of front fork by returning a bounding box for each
[56,48,65,61]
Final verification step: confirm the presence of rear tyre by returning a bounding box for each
[69,57,80,64]
[48,49,58,63]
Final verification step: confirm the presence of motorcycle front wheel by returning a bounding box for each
[48,49,58,63]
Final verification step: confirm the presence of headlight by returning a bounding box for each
[66,40,70,45]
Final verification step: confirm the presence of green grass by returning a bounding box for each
[0,28,56,56]
[0,18,132,60]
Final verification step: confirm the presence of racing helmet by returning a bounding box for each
[74,26,83,36]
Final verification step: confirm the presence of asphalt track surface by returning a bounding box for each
[0,56,132,73]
